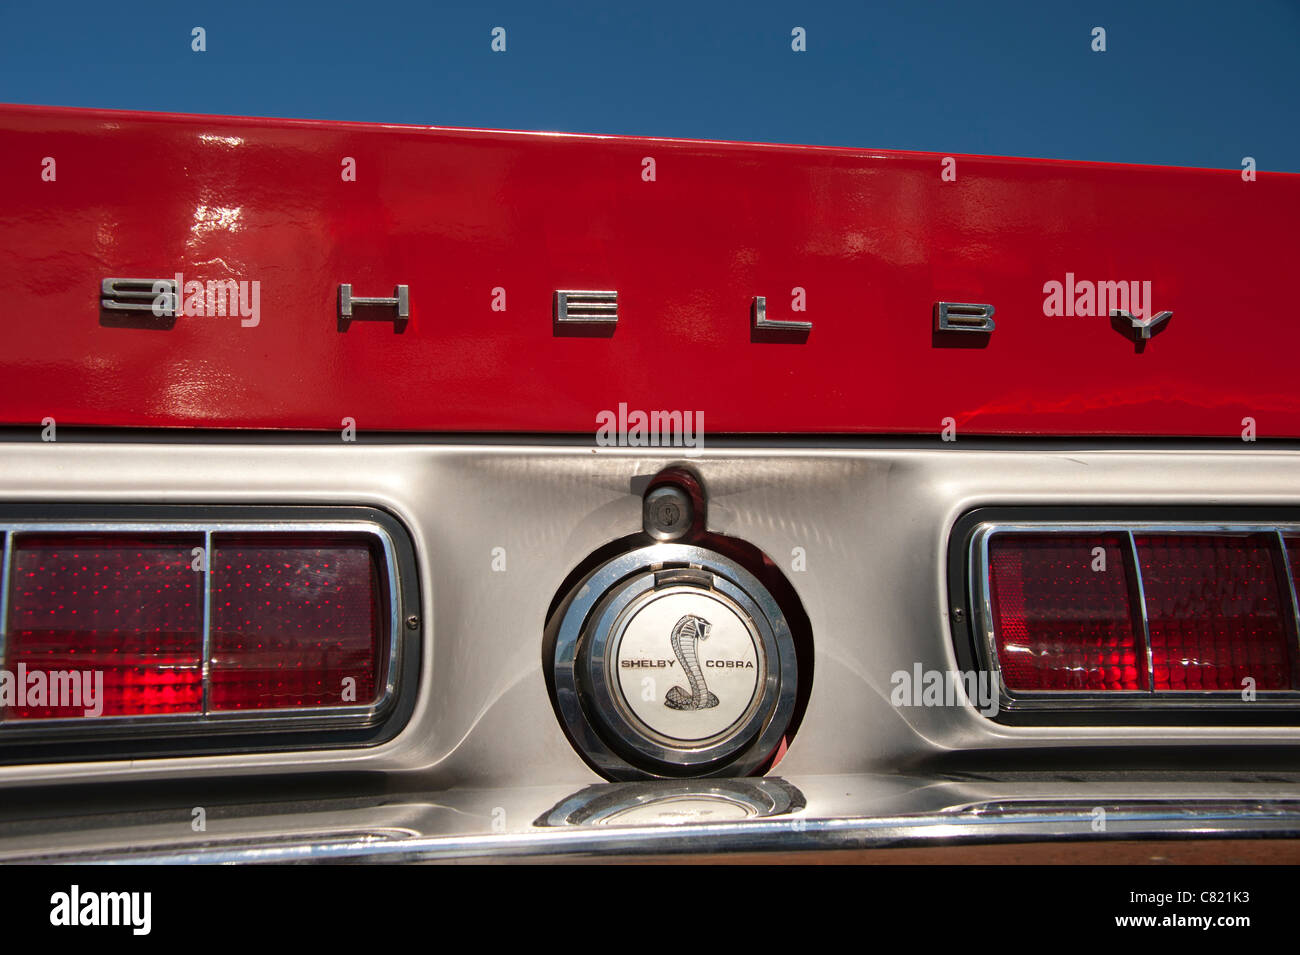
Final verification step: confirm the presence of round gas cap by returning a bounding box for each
[610,587,763,744]
[549,544,798,779]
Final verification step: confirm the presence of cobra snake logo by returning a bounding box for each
[664,614,719,710]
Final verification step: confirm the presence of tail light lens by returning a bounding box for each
[988,534,1146,692]
[1136,534,1291,691]
[209,536,382,711]
[0,524,395,725]
[4,535,204,718]
[977,524,1300,702]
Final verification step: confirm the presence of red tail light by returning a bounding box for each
[209,535,383,710]
[988,533,1146,692]
[1135,534,1291,691]
[4,534,203,718]
[1,524,394,725]
[977,524,1300,702]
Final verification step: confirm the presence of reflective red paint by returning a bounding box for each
[0,104,1298,436]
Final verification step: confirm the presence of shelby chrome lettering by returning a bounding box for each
[1113,308,1173,341]
[1042,273,1174,343]
[338,283,409,323]
[101,276,1188,349]
[101,275,260,326]
[555,289,618,325]
[933,301,996,333]
[100,277,173,312]
[751,295,811,331]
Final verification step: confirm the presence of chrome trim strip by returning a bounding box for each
[1128,530,1155,692]
[37,802,1300,865]
[535,778,806,827]
[0,520,401,733]
[200,528,212,714]
[1277,530,1300,672]
[968,521,1300,711]
[0,532,10,667]
[973,523,998,695]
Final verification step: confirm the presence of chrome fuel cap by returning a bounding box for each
[550,544,798,779]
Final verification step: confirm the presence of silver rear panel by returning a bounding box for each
[2,441,1300,793]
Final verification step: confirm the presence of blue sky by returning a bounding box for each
[2,0,1296,171]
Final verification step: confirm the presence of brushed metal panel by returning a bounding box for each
[1,442,1300,790]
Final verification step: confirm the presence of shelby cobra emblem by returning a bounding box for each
[664,614,719,710]
[549,544,799,780]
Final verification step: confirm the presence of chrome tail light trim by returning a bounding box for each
[0,515,408,741]
[968,520,1300,714]
[0,532,9,674]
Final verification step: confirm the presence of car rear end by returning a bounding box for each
[1,103,1299,864]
